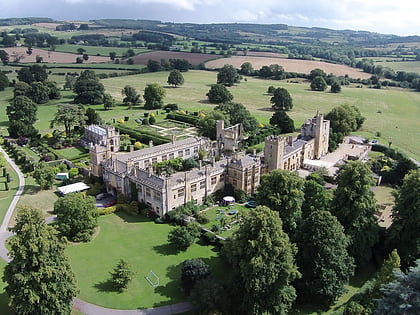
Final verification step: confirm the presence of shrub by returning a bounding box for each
[97,206,117,215]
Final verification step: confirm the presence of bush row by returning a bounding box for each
[116,124,170,145]
[166,112,199,126]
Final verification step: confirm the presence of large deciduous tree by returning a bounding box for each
[270,87,293,111]
[206,84,233,104]
[6,95,38,138]
[310,76,328,91]
[196,110,228,140]
[0,71,9,91]
[295,210,354,306]
[256,170,304,235]
[73,70,105,104]
[325,104,365,135]
[167,70,184,87]
[17,64,48,84]
[121,85,141,108]
[0,49,9,65]
[331,161,379,266]
[217,64,240,86]
[181,258,211,294]
[3,206,78,315]
[33,162,56,190]
[388,170,420,267]
[53,192,98,242]
[301,179,331,217]
[269,110,295,134]
[51,104,86,136]
[143,83,165,109]
[215,102,257,133]
[223,206,299,315]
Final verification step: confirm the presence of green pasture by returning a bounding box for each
[0,157,20,224]
[66,213,224,309]
[53,44,150,57]
[375,60,420,73]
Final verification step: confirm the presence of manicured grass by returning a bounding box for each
[0,157,20,224]
[66,213,225,309]
[51,146,89,160]
[373,185,395,206]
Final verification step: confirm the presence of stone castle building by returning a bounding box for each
[88,113,329,216]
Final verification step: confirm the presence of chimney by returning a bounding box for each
[129,145,134,152]
[287,136,293,146]
[171,135,176,144]
[149,140,153,148]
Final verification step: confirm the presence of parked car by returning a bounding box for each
[105,200,117,207]
[96,193,111,200]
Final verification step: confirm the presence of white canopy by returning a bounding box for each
[57,182,90,196]
[223,196,235,203]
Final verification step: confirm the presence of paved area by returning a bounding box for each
[0,146,192,315]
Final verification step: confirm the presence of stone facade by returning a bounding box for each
[88,112,329,216]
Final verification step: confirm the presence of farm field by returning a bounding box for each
[205,55,372,79]
[375,60,420,73]
[53,44,151,57]
[66,213,225,309]
[131,51,220,66]
[1,47,110,63]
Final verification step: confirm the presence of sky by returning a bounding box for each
[1,0,419,36]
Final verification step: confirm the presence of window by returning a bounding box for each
[178,150,183,157]
[178,188,185,198]
[185,149,190,155]
[191,184,197,192]
[220,173,225,180]
[137,185,143,193]
[200,180,205,189]
[193,146,198,153]
[211,176,217,185]
[169,153,174,159]
[162,155,167,161]
[153,191,161,200]
[152,157,157,164]
[145,187,151,197]
[144,160,150,167]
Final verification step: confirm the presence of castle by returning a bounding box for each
[88,113,329,217]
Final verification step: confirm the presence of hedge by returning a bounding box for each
[97,206,117,215]
[166,112,199,126]
[116,124,170,145]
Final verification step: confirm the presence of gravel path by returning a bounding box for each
[0,146,192,315]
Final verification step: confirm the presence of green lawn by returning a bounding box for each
[0,157,20,224]
[66,213,225,310]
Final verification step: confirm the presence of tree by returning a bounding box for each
[17,64,48,84]
[53,192,98,242]
[301,179,331,217]
[217,64,240,86]
[311,76,328,91]
[13,81,30,97]
[168,226,196,251]
[147,59,161,72]
[27,81,50,104]
[269,110,295,133]
[215,102,257,133]
[256,170,304,235]
[206,84,233,104]
[240,62,254,75]
[295,210,354,306]
[331,80,342,93]
[77,47,85,54]
[35,55,43,63]
[309,68,327,80]
[270,87,293,111]
[388,170,420,267]
[143,83,165,109]
[63,73,77,90]
[0,49,9,65]
[374,260,420,315]
[73,70,105,104]
[3,206,78,315]
[181,259,211,294]
[167,70,184,87]
[109,259,134,291]
[223,206,299,315]
[7,95,37,125]
[103,93,115,110]
[0,72,9,90]
[51,104,86,136]
[326,104,365,135]
[8,121,39,140]
[33,162,56,189]
[196,110,228,140]
[121,85,141,108]
[109,51,116,60]
[76,57,83,64]
[82,53,89,61]
[331,161,379,266]
[85,108,102,125]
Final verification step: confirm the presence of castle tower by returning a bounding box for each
[264,135,285,171]
[314,113,330,159]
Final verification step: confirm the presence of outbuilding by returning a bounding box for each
[57,182,90,196]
